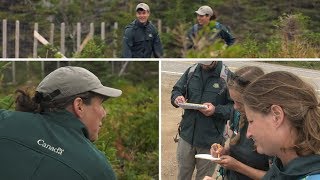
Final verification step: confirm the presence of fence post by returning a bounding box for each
[50,23,54,44]
[113,22,118,58]
[2,19,7,58]
[101,22,105,40]
[157,19,162,34]
[77,22,81,52]
[61,22,65,55]
[41,61,45,78]
[12,61,16,84]
[12,20,19,84]
[90,22,94,37]
[15,20,19,58]
[112,62,114,75]
[33,23,38,58]
[166,27,170,33]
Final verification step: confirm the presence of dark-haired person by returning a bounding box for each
[204,66,270,180]
[187,5,235,49]
[242,71,320,179]
[122,2,163,58]
[0,66,122,179]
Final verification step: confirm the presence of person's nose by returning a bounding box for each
[233,103,238,110]
[102,108,107,118]
[246,125,252,139]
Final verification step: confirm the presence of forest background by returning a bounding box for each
[0,0,319,58]
[0,61,159,180]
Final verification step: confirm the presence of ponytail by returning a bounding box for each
[295,106,320,156]
[15,89,40,112]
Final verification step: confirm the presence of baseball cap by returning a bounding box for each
[36,66,122,100]
[199,61,214,65]
[195,5,213,16]
[136,3,150,12]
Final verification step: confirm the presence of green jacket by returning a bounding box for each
[263,155,320,179]
[0,109,116,180]
[171,62,233,149]
[122,19,163,58]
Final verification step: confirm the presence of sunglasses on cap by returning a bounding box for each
[228,71,251,87]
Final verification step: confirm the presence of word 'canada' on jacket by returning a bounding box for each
[0,109,116,180]
[122,19,163,58]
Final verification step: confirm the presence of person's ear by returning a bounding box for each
[270,105,284,128]
[72,97,84,118]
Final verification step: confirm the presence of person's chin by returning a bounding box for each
[256,144,267,155]
[139,19,147,23]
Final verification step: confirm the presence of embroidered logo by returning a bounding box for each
[37,139,64,155]
[213,83,220,88]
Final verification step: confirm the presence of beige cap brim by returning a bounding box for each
[195,10,206,16]
[199,61,213,65]
[91,86,122,97]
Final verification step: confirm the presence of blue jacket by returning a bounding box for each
[171,62,233,148]
[122,19,163,58]
[187,21,235,48]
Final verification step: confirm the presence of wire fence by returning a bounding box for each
[0,19,163,58]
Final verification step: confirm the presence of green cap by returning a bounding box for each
[36,66,122,100]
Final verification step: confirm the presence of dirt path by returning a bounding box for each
[161,73,182,180]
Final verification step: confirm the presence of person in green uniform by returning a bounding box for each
[0,66,122,180]
[122,2,163,58]
[204,66,270,180]
[243,71,320,179]
[171,61,233,180]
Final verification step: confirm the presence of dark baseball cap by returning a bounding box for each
[36,66,122,100]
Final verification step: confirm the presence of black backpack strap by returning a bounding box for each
[185,63,198,99]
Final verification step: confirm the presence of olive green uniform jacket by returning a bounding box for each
[171,62,233,149]
[0,109,116,180]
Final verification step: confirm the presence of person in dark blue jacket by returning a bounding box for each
[122,3,163,58]
[171,61,233,180]
[0,66,122,180]
[187,5,235,49]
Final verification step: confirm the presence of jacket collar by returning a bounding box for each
[134,19,149,28]
[269,155,320,178]
[42,110,89,139]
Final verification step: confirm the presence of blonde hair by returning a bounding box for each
[243,71,320,156]
[228,66,264,145]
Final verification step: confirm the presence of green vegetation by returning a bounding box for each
[0,0,319,57]
[0,61,159,179]
[268,61,320,70]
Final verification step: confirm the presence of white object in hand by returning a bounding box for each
[178,103,208,110]
[195,154,221,161]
